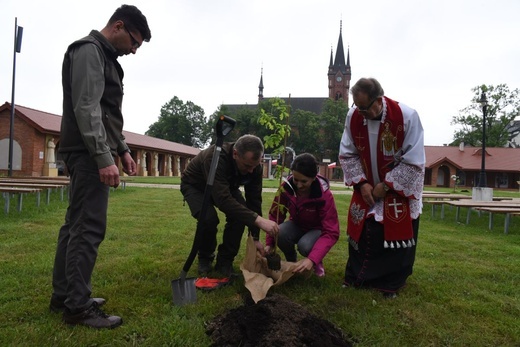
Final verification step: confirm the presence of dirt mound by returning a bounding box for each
[206,294,353,347]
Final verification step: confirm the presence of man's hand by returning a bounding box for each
[121,152,137,176]
[359,182,376,207]
[372,182,387,200]
[99,164,120,188]
[255,216,279,237]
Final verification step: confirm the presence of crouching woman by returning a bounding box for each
[266,153,340,277]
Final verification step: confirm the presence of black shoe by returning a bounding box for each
[198,258,213,275]
[63,302,122,329]
[214,262,238,278]
[50,297,106,313]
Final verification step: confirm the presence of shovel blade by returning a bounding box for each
[171,276,197,306]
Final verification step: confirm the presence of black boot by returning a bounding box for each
[198,255,214,275]
[214,257,239,278]
[62,302,122,329]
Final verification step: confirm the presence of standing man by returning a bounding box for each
[50,5,151,329]
[339,77,425,298]
[181,134,279,277]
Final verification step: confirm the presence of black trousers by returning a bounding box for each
[51,152,109,313]
[344,217,420,293]
[180,182,246,265]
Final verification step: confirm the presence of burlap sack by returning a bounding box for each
[240,235,311,303]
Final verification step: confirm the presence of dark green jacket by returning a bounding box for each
[181,142,262,238]
[59,30,129,168]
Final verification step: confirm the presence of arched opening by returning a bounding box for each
[0,138,22,171]
[436,165,450,187]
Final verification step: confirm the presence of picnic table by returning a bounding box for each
[443,200,520,234]
[0,177,70,185]
[1,187,43,213]
[423,193,514,219]
[0,178,71,212]
[422,193,472,218]
[473,207,520,234]
[422,193,472,200]
[0,181,69,204]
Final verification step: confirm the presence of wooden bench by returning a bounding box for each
[444,200,520,230]
[473,207,520,234]
[422,193,472,201]
[424,200,449,219]
[0,182,68,204]
[1,187,43,213]
[422,194,471,219]
[0,178,70,189]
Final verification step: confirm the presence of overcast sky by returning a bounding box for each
[1,0,519,147]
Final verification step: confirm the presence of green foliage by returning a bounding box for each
[222,98,348,164]
[450,84,520,147]
[218,105,262,142]
[258,97,291,154]
[289,109,321,155]
[145,96,212,148]
[319,99,348,162]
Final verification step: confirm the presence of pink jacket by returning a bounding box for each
[267,175,340,265]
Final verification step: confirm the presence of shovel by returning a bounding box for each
[172,115,236,305]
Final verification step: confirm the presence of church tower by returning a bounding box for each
[328,21,351,105]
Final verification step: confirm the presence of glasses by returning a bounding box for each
[124,25,141,49]
[354,98,378,113]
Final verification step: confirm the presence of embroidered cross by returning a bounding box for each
[388,198,403,218]
[355,134,365,151]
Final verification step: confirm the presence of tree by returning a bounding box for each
[289,109,321,155]
[450,84,520,147]
[146,96,212,148]
[219,98,349,160]
[258,98,291,180]
[258,97,291,155]
[218,105,262,142]
[319,99,348,162]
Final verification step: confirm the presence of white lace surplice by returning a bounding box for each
[339,98,425,221]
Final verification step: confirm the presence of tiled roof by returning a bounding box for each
[280,97,329,115]
[1,102,199,156]
[122,130,199,155]
[11,103,63,134]
[425,145,520,172]
[224,97,329,115]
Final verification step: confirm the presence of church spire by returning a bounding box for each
[333,20,346,72]
[328,20,351,104]
[258,67,264,102]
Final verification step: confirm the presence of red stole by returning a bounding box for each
[347,97,413,245]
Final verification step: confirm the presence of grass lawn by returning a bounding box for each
[0,185,519,346]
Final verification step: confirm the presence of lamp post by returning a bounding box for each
[8,18,23,177]
[478,88,488,187]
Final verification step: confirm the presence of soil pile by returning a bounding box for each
[206,294,353,347]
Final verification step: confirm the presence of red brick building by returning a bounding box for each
[424,144,520,189]
[0,102,199,177]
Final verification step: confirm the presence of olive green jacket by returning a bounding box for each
[181,142,262,239]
